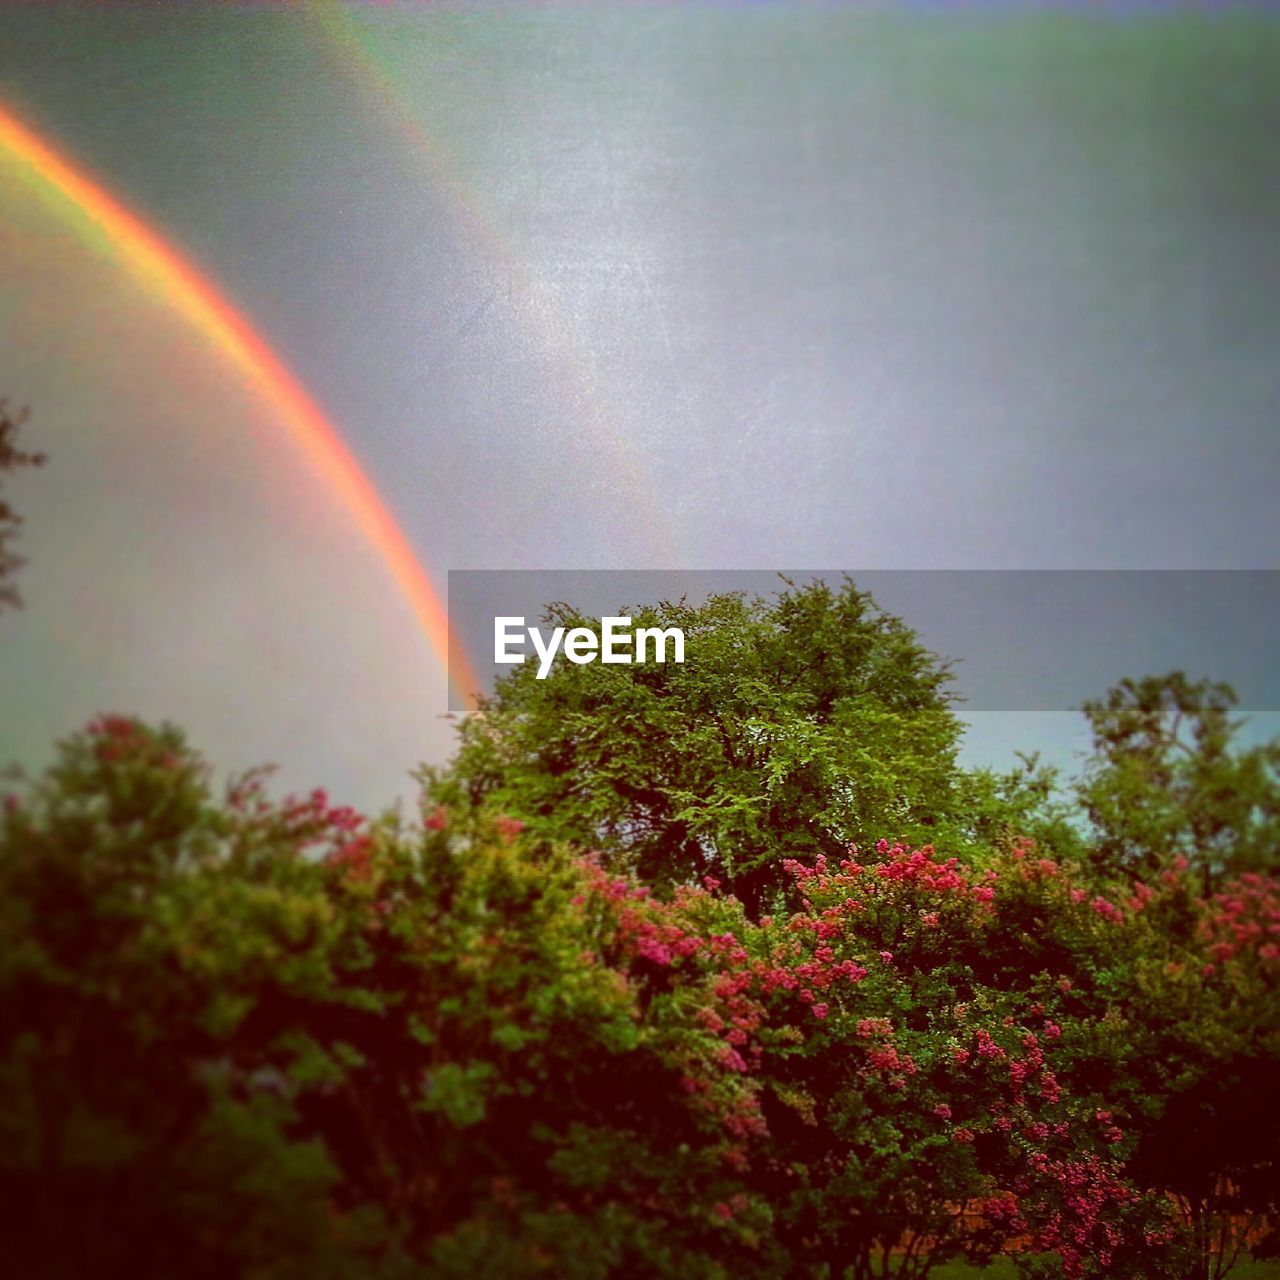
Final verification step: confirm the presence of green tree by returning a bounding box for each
[0,717,782,1279]
[0,400,45,613]
[0,717,404,1279]
[426,579,1047,915]
[1076,672,1280,889]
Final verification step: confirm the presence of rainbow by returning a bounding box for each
[305,0,683,564]
[0,100,481,708]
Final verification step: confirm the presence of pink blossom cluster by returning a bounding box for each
[1015,1151,1138,1279]
[1199,871,1280,974]
[85,714,183,772]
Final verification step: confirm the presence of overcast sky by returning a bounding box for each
[1,3,1277,810]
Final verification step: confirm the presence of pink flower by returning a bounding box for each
[976,1029,1004,1060]
[636,938,674,965]
[934,1103,952,1120]
[812,1003,830,1020]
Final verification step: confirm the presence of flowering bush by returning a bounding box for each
[0,718,782,1278]
[719,842,1184,1280]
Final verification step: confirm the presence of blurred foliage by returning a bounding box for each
[1078,673,1280,890]
[0,399,45,613]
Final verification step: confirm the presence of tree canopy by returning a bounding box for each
[1077,672,1280,890]
[426,579,1065,914]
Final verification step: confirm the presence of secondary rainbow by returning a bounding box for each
[305,0,683,564]
[0,100,481,708]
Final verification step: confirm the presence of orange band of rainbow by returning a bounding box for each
[0,101,480,708]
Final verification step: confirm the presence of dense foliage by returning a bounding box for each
[2,697,1276,1279]
[424,581,1078,914]
[1078,673,1280,890]
[3,579,1278,1277]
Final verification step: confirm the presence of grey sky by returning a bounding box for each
[1,3,1277,809]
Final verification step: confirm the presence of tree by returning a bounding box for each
[0,717,784,1279]
[968,828,1280,1280]
[0,718,404,1279]
[737,841,1185,1280]
[0,400,45,613]
[426,579,1010,915]
[1123,870,1280,1280]
[1076,673,1280,890]
[1130,1052,1280,1280]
